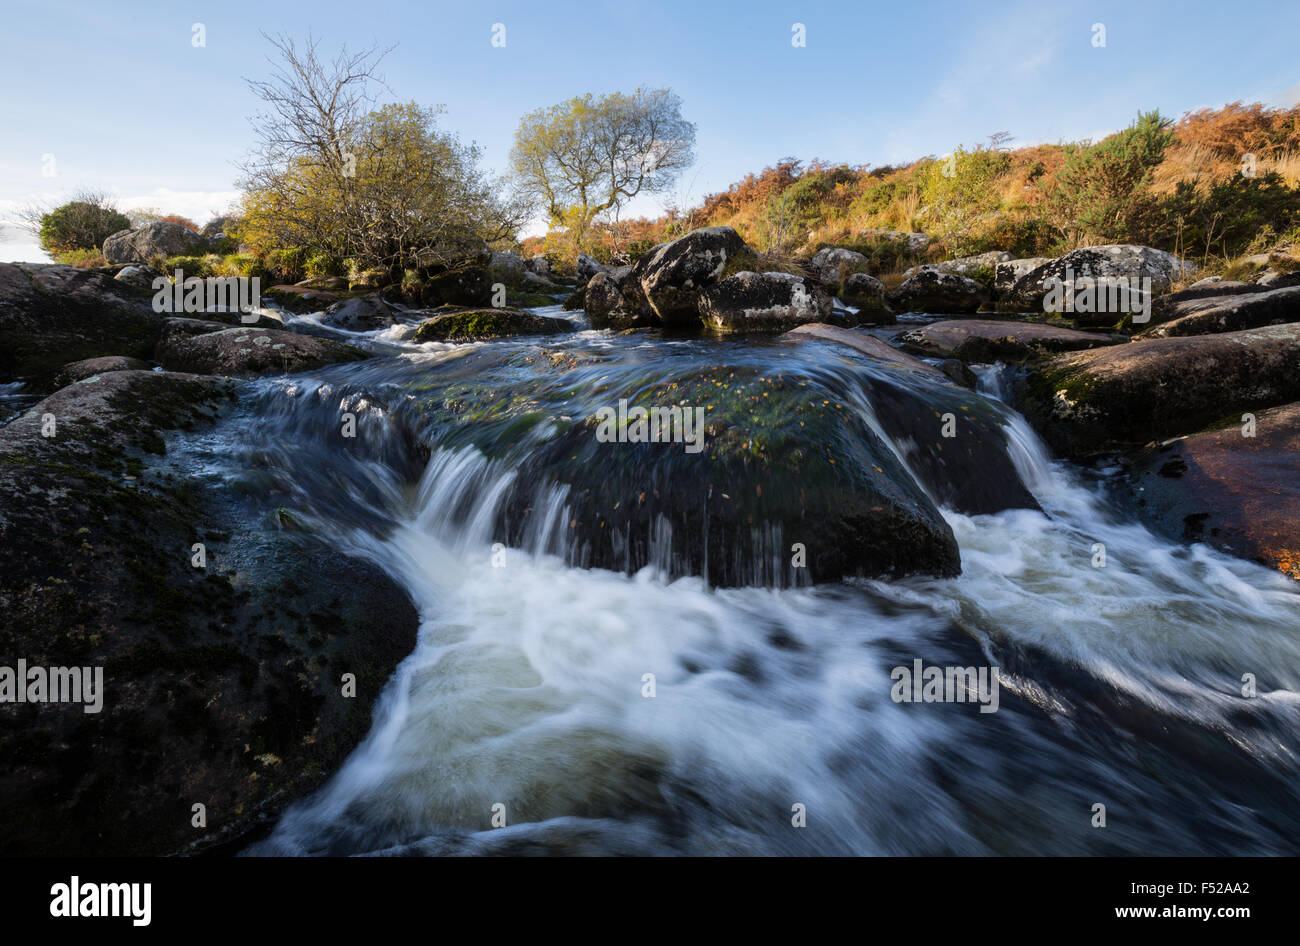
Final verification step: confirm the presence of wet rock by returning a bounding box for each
[938,358,978,388]
[899,319,1118,362]
[0,369,418,854]
[583,269,654,329]
[0,262,159,389]
[886,267,989,314]
[102,221,203,263]
[1122,402,1300,579]
[699,271,832,332]
[319,293,399,331]
[264,284,343,314]
[786,323,1039,514]
[840,272,889,316]
[52,355,153,388]
[1019,323,1300,456]
[157,325,369,376]
[412,308,576,342]
[503,363,962,585]
[629,226,751,326]
[562,285,586,311]
[1139,286,1300,338]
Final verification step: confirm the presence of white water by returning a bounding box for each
[243,355,1300,856]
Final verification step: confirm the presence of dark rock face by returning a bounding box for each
[1138,286,1300,338]
[52,355,153,387]
[562,286,586,311]
[699,272,832,332]
[786,324,1039,515]
[994,257,1052,298]
[583,269,655,329]
[1122,402,1300,579]
[1004,244,1193,318]
[263,284,343,314]
[102,221,204,263]
[0,263,159,389]
[157,326,369,376]
[899,319,1118,362]
[841,272,889,315]
[1019,323,1300,456]
[886,267,989,314]
[0,370,419,855]
[500,363,962,585]
[629,226,750,326]
[1148,280,1265,325]
[319,293,400,331]
[412,308,576,342]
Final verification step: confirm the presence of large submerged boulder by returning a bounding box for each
[412,308,576,342]
[319,293,400,332]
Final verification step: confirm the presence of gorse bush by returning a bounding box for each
[1047,111,1175,246]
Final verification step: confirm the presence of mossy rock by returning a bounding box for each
[413,308,576,343]
[0,370,418,855]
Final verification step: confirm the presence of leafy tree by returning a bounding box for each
[24,190,130,255]
[237,34,521,278]
[1047,110,1174,245]
[509,88,696,250]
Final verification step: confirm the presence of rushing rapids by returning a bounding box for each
[147,304,1300,856]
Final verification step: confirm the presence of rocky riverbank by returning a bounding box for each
[2,224,1298,853]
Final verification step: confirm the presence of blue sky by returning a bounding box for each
[2,0,1297,261]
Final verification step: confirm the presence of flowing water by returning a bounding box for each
[174,306,1299,856]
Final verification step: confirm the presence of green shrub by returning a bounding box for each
[39,199,130,254]
[158,255,213,279]
[51,247,109,268]
[1047,110,1174,244]
[1152,172,1300,259]
[264,247,308,283]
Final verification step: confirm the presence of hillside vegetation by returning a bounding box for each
[524,102,1300,276]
